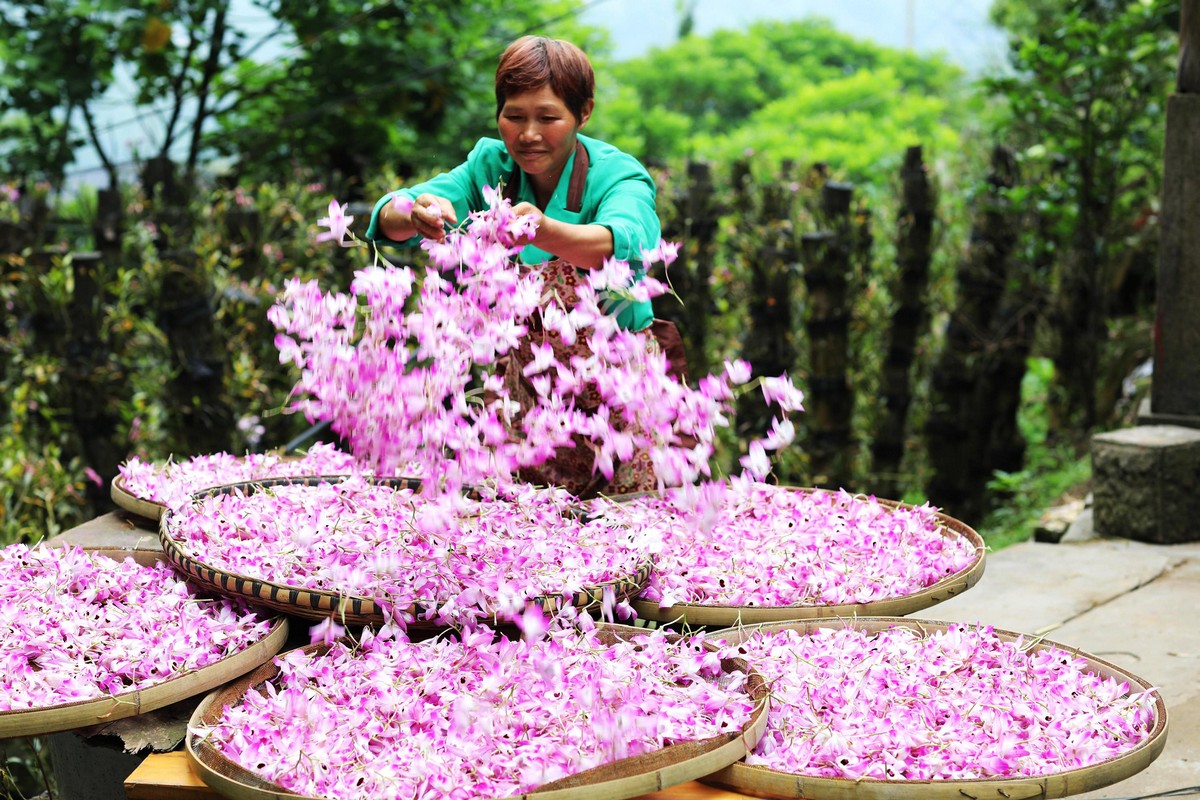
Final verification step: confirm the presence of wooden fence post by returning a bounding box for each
[657,159,719,379]
[871,145,936,498]
[924,145,1019,521]
[159,249,233,456]
[67,251,121,511]
[737,169,800,443]
[225,206,264,281]
[800,180,857,489]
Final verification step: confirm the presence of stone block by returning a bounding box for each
[1092,425,1200,543]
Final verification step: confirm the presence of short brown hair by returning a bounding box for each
[495,36,594,122]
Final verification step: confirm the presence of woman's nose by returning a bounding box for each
[519,122,541,142]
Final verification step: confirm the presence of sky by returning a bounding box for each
[68,0,1009,188]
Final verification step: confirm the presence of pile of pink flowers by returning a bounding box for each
[117,442,366,509]
[193,622,756,799]
[723,624,1159,780]
[589,482,977,608]
[279,191,803,495]
[0,544,274,711]
[162,476,654,624]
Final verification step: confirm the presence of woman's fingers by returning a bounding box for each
[413,194,457,240]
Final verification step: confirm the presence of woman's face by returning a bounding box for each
[498,84,593,191]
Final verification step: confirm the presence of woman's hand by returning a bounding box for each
[380,192,458,242]
[411,194,457,240]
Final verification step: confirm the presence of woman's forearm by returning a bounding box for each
[531,216,614,270]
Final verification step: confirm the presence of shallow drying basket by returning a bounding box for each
[110,473,169,521]
[187,623,770,800]
[628,488,985,628]
[704,617,1169,800]
[0,548,289,740]
[111,454,327,522]
[160,475,654,626]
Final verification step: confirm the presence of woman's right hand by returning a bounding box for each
[409,193,457,241]
[381,192,458,242]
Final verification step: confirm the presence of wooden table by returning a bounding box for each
[124,751,754,800]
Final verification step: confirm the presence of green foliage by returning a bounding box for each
[984,0,1176,428]
[592,18,972,178]
[691,68,964,180]
[181,0,599,189]
[981,357,1092,549]
[0,252,91,545]
[0,0,253,183]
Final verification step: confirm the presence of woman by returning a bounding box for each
[366,35,676,495]
[365,34,659,332]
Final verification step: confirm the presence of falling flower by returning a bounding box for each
[316,198,354,246]
[285,188,806,496]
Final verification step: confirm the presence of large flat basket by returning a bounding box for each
[186,624,770,800]
[704,617,1168,800]
[628,489,985,627]
[0,548,288,740]
[160,476,653,626]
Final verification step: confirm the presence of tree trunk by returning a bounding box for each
[186,0,229,182]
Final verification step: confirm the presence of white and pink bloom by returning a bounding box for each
[722,624,1159,780]
[0,544,274,712]
[193,622,758,799]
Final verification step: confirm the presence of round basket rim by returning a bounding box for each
[703,616,1168,800]
[0,546,289,740]
[110,455,371,523]
[111,473,167,521]
[160,475,655,626]
[625,487,985,626]
[185,623,770,800]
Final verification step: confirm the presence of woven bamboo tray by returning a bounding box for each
[111,473,169,520]
[111,454,334,522]
[703,617,1169,800]
[627,489,985,627]
[0,548,289,740]
[186,624,769,800]
[160,475,654,626]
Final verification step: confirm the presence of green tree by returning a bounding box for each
[986,0,1178,429]
[591,18,970,177]
[0,0,251,186]
[211,0,598,193]
[0,0,598,192]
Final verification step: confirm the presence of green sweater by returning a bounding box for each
[365,133,658,331]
